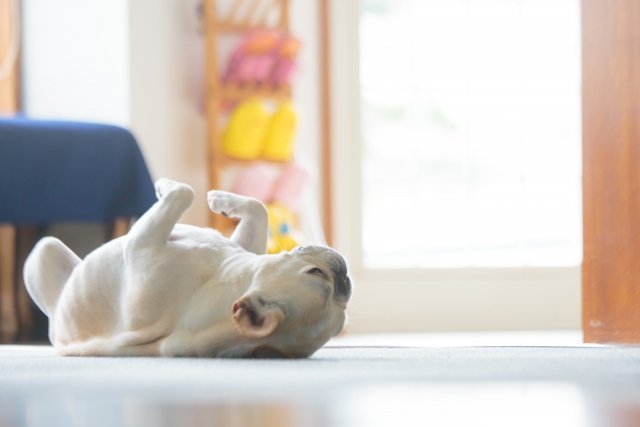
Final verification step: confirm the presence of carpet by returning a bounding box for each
[2,343,640,426]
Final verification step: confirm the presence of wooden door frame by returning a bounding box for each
[582,0,640,343]
[319,0,333,248]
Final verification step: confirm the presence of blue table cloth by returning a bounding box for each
[0,118,157,225]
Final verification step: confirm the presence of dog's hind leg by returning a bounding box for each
[126,178,195,249]
[207,191,268,255]
[24,237,81,316]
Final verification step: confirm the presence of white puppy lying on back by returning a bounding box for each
[24,179,351,358]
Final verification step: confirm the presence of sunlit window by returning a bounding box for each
[360,0,582,268]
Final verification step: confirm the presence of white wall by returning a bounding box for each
[128,0,208,226]
[290,0,323,238]
[21,0,323,229]
[21,0,130,126]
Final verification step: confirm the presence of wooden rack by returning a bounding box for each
[203,0,292,234]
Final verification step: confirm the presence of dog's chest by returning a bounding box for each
[161,226,252,330]
[162,225,240,274]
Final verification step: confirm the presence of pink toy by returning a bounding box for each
[223,31,280,84]
[231,164,274,203]
[223,31,301,86]
[234,56,275,83]
[270,35,301,86]
[231,161,310,210]
[271,162,309,208]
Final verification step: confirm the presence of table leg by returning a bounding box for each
[16,226,38,341]
[109,217,131,240]
[0,224,17,343]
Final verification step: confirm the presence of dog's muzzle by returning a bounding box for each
[304,245,352,302]
[232,299,264,327]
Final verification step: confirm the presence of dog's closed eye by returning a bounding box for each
[306,267,329,280]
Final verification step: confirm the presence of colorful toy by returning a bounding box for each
[222,31,301,86]
[270,35,301,86]
[222,99,269,159]
[230,161,310,254]
[267,202,302,254]
[223,30,280,84]
[261,102,298,161]
[231,164,274,203]
[271,162,309,208]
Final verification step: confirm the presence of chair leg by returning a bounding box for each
[0,224,17,343]
[109,217,131,240]
[16,226,38,342]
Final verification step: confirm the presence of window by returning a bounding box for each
[360,0,582,268]
[329,0,581,332]
[22,0,130,126]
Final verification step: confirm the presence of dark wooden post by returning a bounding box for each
[582,0,640,343]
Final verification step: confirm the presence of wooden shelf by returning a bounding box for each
[212,21,287,34]
[215,153,290,168]
[218,83,292,102]
[207,0,290,34]
[204,0,291,230]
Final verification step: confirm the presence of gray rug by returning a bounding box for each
[2,345,640,427]
[1,345,639,398]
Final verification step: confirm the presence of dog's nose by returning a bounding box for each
[232,297,254,314]
[321,251,351,302]
[335,275,352,302]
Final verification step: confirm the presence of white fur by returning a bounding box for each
[24,179,351,358]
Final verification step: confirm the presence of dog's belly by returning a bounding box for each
[51,225,249,356]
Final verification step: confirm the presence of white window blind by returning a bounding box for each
[360,0,582,268]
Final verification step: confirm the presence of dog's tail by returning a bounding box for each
[24,237,81,316]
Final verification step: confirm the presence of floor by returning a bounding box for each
[1,331,639,427]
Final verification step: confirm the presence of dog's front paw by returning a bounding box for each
[207,191,248,218]
[154,178,177,199]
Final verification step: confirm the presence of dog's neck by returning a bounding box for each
[170,252,273,357]
[212,250,269,297]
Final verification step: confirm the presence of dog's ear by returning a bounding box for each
[248,345,295,359]
[232,301,283,339]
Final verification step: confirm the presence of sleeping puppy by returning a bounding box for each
[24,178,351,358]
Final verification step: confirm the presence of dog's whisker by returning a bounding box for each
[275,235,284,252]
